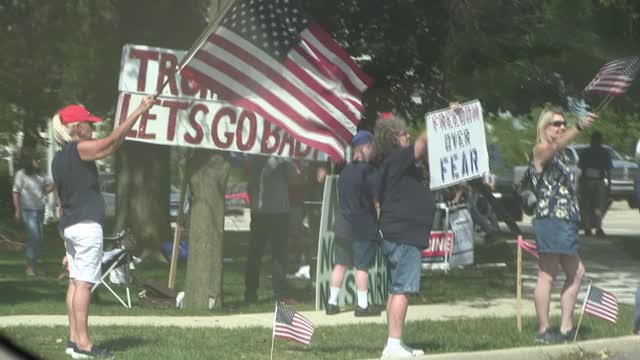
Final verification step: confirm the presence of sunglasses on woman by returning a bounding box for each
[550,121,566,127]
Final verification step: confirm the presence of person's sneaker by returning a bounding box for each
[287,265,311,280]
[535,328,563,344]
[325,303,340,315]
[560,327,577,342]
[71,345,114,359]
[66,341,76,355]
[25,267,36,276]
[380,345,422,358]
[595,228,606,238]
[354,305,382,317]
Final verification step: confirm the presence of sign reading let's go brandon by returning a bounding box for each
[425,100,490,190]
[114,44,327,161]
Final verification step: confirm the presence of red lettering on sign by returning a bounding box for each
[294,140,311,158]
[278,132,295,157]
[157,53,179,95]
[211,107,236,149]
[237,110,257,151]
[138,101,160,140]
[163,100,188,141]
[117,93,136,138]
[260,124,279,154]
[129,49,158,92]
[184,104,206,144]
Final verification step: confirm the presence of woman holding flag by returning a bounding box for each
[530,105,595,343]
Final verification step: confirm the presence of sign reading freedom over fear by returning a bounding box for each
[425,100,490,190]
[114,44,327,160]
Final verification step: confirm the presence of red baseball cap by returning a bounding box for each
[58,104,102,125]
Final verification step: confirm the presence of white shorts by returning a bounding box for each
[64,222,103,284]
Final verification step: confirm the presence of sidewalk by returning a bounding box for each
[0,298,542,329]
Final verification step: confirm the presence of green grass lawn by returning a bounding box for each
[1,308,634,360]
[0,221,516,316]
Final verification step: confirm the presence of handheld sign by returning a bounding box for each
[425,100,490,190]
[115,44,327,160]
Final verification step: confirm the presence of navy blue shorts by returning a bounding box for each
[382,240,421,294]
[334,235,377,270]
[532,217,579,256]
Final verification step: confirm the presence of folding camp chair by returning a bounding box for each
[91,229,135,309]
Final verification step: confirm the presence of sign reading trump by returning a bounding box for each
[425,100,490,190]
[114,44,327,161]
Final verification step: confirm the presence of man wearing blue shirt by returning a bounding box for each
[326,130,382,317]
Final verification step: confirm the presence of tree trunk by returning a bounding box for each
[184,150,229,310]
[114,141,171,252]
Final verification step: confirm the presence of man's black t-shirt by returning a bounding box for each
[378,146,435,248]
[333,161,379,242]
[52,141,105,231]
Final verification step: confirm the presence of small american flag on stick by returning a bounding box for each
[584,56,640,96]
[584,285,619,323]
[273,303,315,346]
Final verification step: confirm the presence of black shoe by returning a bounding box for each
[560,327,577,342]
[325,303,340,315]
[584,228,592,236]
[354,305,382,317]
[595,228,606,238]
[71,345,114,359]
[535,328,563,344]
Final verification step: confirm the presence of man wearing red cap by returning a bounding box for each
[52,97,154,359]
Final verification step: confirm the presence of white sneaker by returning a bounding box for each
[286,265,311,280]
[381,345,423,358]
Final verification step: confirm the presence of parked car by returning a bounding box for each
[565,144,639,206]
[99,172,116,219]
[493,143,639,221]
[169,181,250,221]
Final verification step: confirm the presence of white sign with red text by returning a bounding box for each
[425,100,489,189]
[115,44,327,160]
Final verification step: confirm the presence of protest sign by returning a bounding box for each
[448,208,474,267]
[425,100,490,189]
[314,175,387,310]
[421,230,453,270]
[116,44,327,160]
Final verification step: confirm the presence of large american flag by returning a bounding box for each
[584,285,618,323]
[273,304,315,346]
[181,0,372,162]
[584,56,640,96]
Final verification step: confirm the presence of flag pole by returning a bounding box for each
[158,0,237,93]
[270,301,278,360]
[516,235,523,333]
[593,95,613,114]
[573,280,592,342]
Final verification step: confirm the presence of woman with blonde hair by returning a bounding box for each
[531,105,595,343]
[52,96,154,359]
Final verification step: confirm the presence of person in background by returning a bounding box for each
[244,155,297,305]
[12,150,54,276]
[326,130,382,317]
[373,116,434,358]
[530,105,595,344]
[578,131,612,237]
[287,159,311,280]
[304,163,328,281]
[52,97,155,359]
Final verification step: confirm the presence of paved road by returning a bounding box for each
[504,201,640,305]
